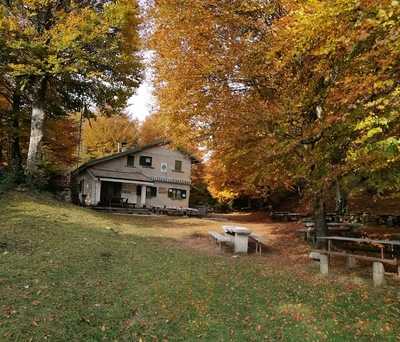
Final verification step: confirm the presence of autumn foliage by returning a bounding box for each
[82,114,140,161]
[149,0,400,207]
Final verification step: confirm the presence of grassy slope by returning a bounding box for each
[0,192,399,341]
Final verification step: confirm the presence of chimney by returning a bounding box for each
[117,142,128,152]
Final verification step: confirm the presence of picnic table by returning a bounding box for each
[208,226,266,254]
[223,226,251,253]
[313,236,400,286]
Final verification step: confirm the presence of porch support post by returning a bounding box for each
[95,181,101,205]
[140,185,147,208]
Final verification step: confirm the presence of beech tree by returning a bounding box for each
[149,0,286,193]
[139,112,167,145]
[260,0,400,238]
[0,0,143,176]
[150,0,400,239]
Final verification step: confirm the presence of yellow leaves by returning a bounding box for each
[23,0,52,6]
[82,114,141,160]
[373,79,394,92]
[366,127,383,139]
[8,63,42,77]
[50,8,103,50]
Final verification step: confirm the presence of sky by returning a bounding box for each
[126,50,157,122]
[126,1,157,123]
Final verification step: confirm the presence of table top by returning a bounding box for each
[223,226,251,235]
[318,236,400,246]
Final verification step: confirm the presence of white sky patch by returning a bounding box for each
[126,50,157,122]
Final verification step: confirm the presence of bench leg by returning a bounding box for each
[372,262,386,287]
[319,254,329,275]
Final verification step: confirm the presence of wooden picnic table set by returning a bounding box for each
[207,214,400,286]
[208,226,266,255]
[312,235,400,286]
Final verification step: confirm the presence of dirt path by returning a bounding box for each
[182,212,310,264]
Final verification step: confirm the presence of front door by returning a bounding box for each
[100,181,122,205]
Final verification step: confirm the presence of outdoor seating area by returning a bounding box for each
[208,226,267,255]
[272,210,400,228]
[297,221,362,244]
[312,236,400,286]
[270,211,306,221]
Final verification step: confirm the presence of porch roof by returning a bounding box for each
[90,168,152,184]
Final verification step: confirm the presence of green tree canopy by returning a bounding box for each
[0,0,143,175]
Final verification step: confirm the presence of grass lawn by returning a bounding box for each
[0,192,399,341]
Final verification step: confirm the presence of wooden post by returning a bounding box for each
[140,185,146,208]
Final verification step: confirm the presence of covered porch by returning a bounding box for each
[89,169,155,208]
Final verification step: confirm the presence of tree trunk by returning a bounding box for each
[10,89,23,178]
[335,179,347,216]
[314,191,327,248]
[26,80,47,176]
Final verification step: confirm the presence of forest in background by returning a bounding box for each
[1,0,400,236]
[0,0,143,183]
[148,0,400,224]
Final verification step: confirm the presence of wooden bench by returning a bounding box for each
[313,236,400,286]
[208,231,232,251]
[249,234,267,255]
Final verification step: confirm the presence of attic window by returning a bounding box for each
[127,156,135,167]
[139,156,152,167]
[174,160,182,172]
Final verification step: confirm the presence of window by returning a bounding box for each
[139,156,152,167]
[174,160,183,172]
[161,162,168,173]
[168,188,187,200]
[146,186,157,198]
[127,155,135,167]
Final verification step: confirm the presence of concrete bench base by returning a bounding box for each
[315,252,390,286]
[319,254,329,275]
[372,262,386,287]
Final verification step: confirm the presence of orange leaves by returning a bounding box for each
[82,114,140,160]
[149,0,400,199]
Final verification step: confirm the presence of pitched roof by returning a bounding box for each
[72,140,199,176]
